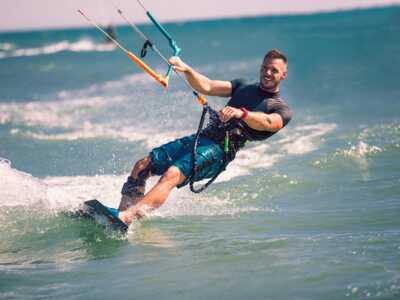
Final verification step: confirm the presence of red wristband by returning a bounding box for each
[239,107,248,119]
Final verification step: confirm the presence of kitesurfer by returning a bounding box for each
[104,24,117,43]
[117,49,292,224]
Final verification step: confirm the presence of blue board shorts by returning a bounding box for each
[150,135,225,188]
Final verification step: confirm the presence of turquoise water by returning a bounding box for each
[1,6,400,299]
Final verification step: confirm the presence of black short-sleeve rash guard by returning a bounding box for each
[201,79,292,158]
[227,79,292,141]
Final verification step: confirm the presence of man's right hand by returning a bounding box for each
[168,56,232,97]
[169,56,190,73]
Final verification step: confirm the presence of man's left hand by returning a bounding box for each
[219,106,244,122]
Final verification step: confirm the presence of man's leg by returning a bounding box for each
[119,156,153,211]
[119,166,186,225]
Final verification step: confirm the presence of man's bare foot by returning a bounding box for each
[118,206,147,225]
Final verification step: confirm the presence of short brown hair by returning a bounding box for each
[264,49,288,64]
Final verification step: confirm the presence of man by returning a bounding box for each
[104,24,117,43]
[116,49,292,225]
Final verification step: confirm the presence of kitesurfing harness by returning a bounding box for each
[190,103,226,193]
[190,96,250,193]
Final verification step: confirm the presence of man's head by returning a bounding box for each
[259,49,288,92]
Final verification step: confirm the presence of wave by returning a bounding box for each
[0,42,15,51]
[27,122,337,185]
[0,159,265,220]
[335,123,400,159]
[0,159,61,209]
[0,95,126,127]
[311,122,400,176]
[216,123,337,182]
[278,123,337,154]
[0,39,116,59]
[56,72,155,100]
[0,95,189,148]
[340,141,383,158]
[0,91,338,182]
[2,113,337,182]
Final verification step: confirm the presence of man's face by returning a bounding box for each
[259,58,287,92]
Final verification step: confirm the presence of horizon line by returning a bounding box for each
[0,3,398,34]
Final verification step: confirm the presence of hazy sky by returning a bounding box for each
[1,0,399,32]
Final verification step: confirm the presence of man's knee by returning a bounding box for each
[133,156,150,172]
[161,166,185,187]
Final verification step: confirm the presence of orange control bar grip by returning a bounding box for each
[196,94,208,106]
[127,51,168,88]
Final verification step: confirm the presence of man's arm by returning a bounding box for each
[219,106,284,132]
[169,57,232,97]
[242,112,283,132]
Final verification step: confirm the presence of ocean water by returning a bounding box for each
[1,6,400,300]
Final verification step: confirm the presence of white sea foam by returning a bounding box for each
[278,123,337,154]
[216,123,337,182]
[0,96,126,128]
[16,122,335,180]
[334,123,397,159]
[0,159,53,208]
[0,39,116,59]
[0,43,15,51]
[57,73,156,100]
[0,160,264,219]
[0,95,187,146]
[341,141,383,157]
[0,88,190,147]
[0,123,337,219]
[0,159,124,210]
[1,87,338,182]
[150,190,267,219]
[18,127,188,149]
[215,147,284,183]
[332,140,383,181]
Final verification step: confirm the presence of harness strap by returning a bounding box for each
[140,40,153,58]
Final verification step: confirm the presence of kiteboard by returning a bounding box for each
[68,199,128,233]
